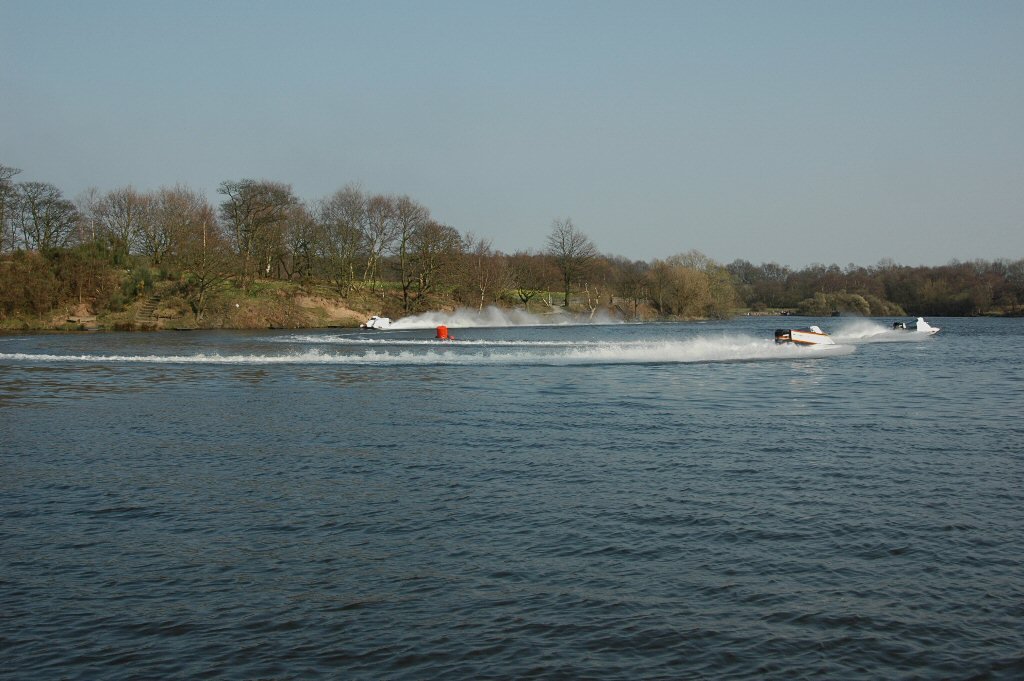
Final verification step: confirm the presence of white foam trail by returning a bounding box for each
[830,319,937,344]
[0,336,854,366]
[0,349,351,364]
[388,305,622,329]
[277,336,599,347]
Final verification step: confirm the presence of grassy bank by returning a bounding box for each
[0,280,407,333]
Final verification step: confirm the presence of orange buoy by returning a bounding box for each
[436,325,448,340]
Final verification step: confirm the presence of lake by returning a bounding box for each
[2,313,1022,679]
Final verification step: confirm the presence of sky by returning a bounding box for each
[2,0,1022,268]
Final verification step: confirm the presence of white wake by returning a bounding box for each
[830,319,940,343]
[0,335,854,366]
[387,305,623,329]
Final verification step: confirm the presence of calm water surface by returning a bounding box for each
[2,316,1022,679]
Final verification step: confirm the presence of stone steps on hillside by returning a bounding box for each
[135,294,161,322]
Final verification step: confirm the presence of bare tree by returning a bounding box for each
[13,182,79,252]
[156,185,213,264]
[611,256,649,319]
[362,194,398,290]
[545,217,597,307]
[164,193,232,320]
[317,185,366,292]
[97,187,154,261]
[0,164,22,253]
[140,186,202,264]
[391,195,430,311]
[646,259,673,314]
[460,234,510,311]
[411,221,463,302]
[668,249,712,272]
[580,256,614,318]
[507,250,555,308]
[218,179,296,288]
[281,202,319,281]
[74,187,103,247]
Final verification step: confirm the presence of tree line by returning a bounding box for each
[726,258,1024,317]
[2,161,1022,324]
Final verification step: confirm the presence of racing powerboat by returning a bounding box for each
[774,325,835,346]
[360,315,392,329]
[892,317,940,335]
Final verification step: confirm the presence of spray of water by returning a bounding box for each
[387,305,623,329]
[1,335,853,366]
[830,318,938,343]
[280,336,591,347]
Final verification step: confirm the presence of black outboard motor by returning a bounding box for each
[774,329,791,344]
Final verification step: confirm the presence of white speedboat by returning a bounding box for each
[774,325,835,346]
[892,317,940,335]
[360,315,392,329]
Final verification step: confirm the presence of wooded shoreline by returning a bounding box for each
[3,282,1019,336]
[3,163,1022,331]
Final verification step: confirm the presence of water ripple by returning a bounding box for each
[2,318,1023,679]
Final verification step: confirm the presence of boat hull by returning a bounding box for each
[775,326,836,346]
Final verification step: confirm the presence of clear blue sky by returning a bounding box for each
[3,0,1022,267]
